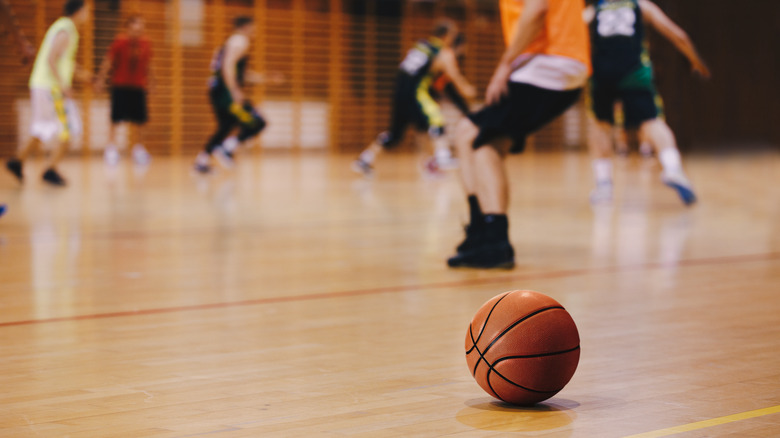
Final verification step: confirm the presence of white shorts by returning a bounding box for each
[29,88,82,144]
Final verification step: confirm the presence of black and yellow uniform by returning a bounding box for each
[589,0,663,127]
[203,35,266,154]
[378,37,446,148]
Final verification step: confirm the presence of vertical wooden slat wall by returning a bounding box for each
[0,0,585,157]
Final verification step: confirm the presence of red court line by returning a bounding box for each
[1,252,777,328]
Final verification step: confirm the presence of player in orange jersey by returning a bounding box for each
[448,0,590,269]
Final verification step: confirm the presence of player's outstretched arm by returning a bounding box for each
[486,0,549,104]
[639,0,710,78]
[436,48,476,99]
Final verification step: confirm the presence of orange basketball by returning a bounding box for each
[465,290,580,406]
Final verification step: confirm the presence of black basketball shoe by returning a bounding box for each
[447,241,515,269]
[6,158,23,182]
[456,223,483,253]
[42,168,66,186]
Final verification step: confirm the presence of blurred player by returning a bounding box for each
[351,20,476,178]
[427,33,472,168]
[0,0,36,64]
[447,0,590,269]
[5,0,90,187]
[585,0,710,204]
[194,16,281,174]
[95,15,154,166]
[1,0,36,211]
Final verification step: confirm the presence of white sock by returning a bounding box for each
[592,158,613,185]
[195,152,210,166]
[359,148,376,165]
[658,147,683,175]
[222,136,239,153]
[433,137,452,161]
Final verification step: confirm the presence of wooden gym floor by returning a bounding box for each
[0,151,778,437]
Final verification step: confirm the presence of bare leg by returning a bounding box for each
[640,117,696,204]
[46,139,69,168]
[18,137,41,161]
[473,144,508,214]
[454,119,478,195]
[588,117,615,203]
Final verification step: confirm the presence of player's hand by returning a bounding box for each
[691,59,710,79]
[486,62,512,105]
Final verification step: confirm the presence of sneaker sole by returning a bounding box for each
[447,260,516,270]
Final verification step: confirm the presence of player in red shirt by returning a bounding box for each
[95,15,154,165]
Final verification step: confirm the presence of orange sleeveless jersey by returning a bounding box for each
[499,0,591,70]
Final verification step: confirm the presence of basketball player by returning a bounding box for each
[0,0,36,64]
[351,20,476,178]
[5,0,90,187]
[447,0,590,269]
[585,0,710,204]
[1,0,36,211]
[95,15,154,166]
[194,16,281,174]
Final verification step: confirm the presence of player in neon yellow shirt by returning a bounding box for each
[5,0,90,186]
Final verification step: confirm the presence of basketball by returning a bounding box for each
[465,290,580,406]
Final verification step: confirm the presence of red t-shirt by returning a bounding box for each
[109,35,152,89]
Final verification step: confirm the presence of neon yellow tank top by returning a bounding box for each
[29,17,79,90]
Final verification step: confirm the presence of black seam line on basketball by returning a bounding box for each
[487,365,561,395]
[486,346,580,395]
[470,305,564,377]
[472,306,564,376]
[493,345,581,362]
[465,292,510,355]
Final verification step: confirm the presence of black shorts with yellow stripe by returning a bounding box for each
[378,72,445,148]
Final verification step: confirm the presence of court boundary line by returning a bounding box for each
[0,252,777,328]
[624,404,780,437]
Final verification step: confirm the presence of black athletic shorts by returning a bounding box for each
[379,72,445,148]
[469,82,581,154]
[589,64,662,128]
[111,87,148,124]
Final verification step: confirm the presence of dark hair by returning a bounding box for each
[432,19,456,38]
[64,0,85,17]
[233,15,254,29]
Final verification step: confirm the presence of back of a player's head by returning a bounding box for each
[432,19,457,39]
[64,0,85,17]
[233,15,254,30]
